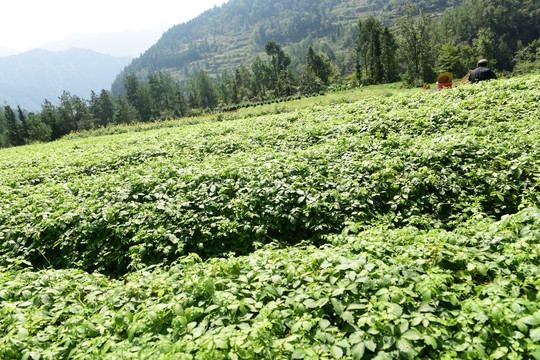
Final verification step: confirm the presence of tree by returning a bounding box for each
[251,56,272,101]
[124,73,142,112]
[513,38,540,75]
[99,90,116,125]
[196,70,218,110]
[4,105,23,147]
[396,6,437,84]
[124,73,155,122]
[233,65,252,104]
[40,100,63,140]
[0,108,6,148]
[356,18,383,83]
[89,90,116,127]
[147,72,187,118]
[437,43,467,77]
[217,70,234,106]
[306,47,335,85]
[265,40,293,96]
[26,113,52,144]
[17,106,29,142]
[185,77,200,110]
[56,91,94,133]
[298,70,325,96]
[473,27,497,68]
[115,96,139,124]
[356,18,398,84]
[380,27,399,83]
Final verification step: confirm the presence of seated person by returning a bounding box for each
[469,59,497,83]
[436,72,454,89]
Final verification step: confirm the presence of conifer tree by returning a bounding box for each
[380,27,399,83]
[115,96,138,124]
[356,18,398,84]
[17,106,29,143]
[356,18,383,83]
[197,70,218,110]
[4,105,22,147]
[251,56,271,101]
[437,43,467,77]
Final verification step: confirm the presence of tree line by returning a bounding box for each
[1,0,539,148]
[356,0,540,86]
[0,41,333,148]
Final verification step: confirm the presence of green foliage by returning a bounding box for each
[4,0,538,151]
[196,70,219,110]
[3,105,23,147]
[356,18,399,85]
[298,71,326,96]
[356,18,383,84]
[436,43,468,77]
[265,40,294,97]
[513,39,540,75]
[1,206,539,358]
[1,70,540,359]
[306,47,335,86]
[396,6,437,83]
[472,28,497,68]
[438,0,540,71]
[0,74,539,275]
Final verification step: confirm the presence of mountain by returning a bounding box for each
[111,0,461,94]
[0,47,19,57]
[0,49,132,111]
[38,26,169,57]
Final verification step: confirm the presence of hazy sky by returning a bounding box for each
[0,0,228,52]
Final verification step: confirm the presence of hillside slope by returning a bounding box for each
[1,74,540,359]
[112,0,460,94]
[1,74,539,274]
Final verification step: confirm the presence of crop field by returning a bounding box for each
[1,74,540,359]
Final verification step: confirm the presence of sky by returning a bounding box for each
[0,0,228,52]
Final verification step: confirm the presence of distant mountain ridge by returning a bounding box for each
[0,47,19,57]
[0,49,131,111]
[38,26,169,57]
[112,0,461,94]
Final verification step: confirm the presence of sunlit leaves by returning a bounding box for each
[1,207,539,358]
[1,74,540,274]
[0,73,540,358]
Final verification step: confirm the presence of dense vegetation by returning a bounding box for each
[2,0,539,149]
[2,209,539,359]
[113,0,540,91]
[0,74,538,273]
[1,73,539,358]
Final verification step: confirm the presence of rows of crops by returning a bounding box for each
[1,73,540,358]
[1,75,539,274]
[1,208,540,359]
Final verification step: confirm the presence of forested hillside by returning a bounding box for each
[111,0,460,94]
[112,0,539,95]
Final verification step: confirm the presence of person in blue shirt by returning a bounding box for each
[469,59,497,83]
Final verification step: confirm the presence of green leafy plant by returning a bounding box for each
[1,73,540,358]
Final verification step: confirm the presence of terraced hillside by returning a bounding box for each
[112,0,461,93]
